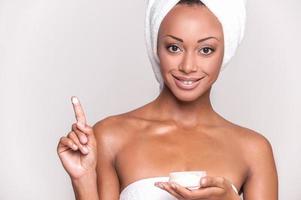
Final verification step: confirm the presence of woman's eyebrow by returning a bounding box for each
[164,34,219,42]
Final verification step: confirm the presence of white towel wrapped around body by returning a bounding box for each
[144,0,247,91]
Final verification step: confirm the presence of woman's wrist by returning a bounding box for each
[71,171,99,200]
[72,170,97,184]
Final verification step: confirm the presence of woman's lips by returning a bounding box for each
[172,75,203,90]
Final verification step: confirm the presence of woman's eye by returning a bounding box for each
[200,47,214,55]
[167,45,181,53]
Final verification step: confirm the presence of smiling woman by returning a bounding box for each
[145,0,246,92]
[156,2,224,101]
[57,0,278,200]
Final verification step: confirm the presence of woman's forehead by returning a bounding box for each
[159,5,223,41]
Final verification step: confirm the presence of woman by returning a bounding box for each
[57,0,278,199]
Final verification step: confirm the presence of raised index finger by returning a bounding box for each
[71,96,87,125]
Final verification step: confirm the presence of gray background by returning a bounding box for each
[0,0,300,199]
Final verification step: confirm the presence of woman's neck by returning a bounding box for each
[152,85,218,128]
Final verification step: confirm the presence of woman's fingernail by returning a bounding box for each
[155,183,163,188]
[201,178,207,185]
[81,136,87,143]
[83,146,89,153]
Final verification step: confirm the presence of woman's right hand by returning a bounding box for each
[57,96,98,180]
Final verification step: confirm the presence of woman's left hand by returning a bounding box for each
[154,176,240,200]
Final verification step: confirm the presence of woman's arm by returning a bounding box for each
[242,131,278,200]
[93,117,121,200]
[71,170,99,200]
[70,117,121,200]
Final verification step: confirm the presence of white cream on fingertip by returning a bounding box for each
[71,96,79,104]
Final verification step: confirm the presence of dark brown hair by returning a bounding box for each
[177,0,205,6]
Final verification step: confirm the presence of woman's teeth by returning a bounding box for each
[173,75,203,90]
[182,80,194,85]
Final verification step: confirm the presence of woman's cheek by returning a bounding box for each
[202,59,220,73]
[159,52,182,72]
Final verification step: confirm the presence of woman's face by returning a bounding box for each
[157,4,224,102]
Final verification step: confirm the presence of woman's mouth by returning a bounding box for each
[172,75,204,90]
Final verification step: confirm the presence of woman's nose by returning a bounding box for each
[179,52,198,73]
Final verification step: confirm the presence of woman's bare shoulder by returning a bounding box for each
[227,122,275,164]
[227,124,278,197]
[91,114,142,199]
[220,116,271,145]
[92,109,151,151]
[92,100,155,134]
[93,107,150,132]
[232,124,273,150]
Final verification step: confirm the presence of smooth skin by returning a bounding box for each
[57,3,278,200]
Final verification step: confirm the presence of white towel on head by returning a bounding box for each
[144,0,247,91]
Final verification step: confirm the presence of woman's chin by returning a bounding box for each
[176,93,201,102]
[170,86,207,102]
